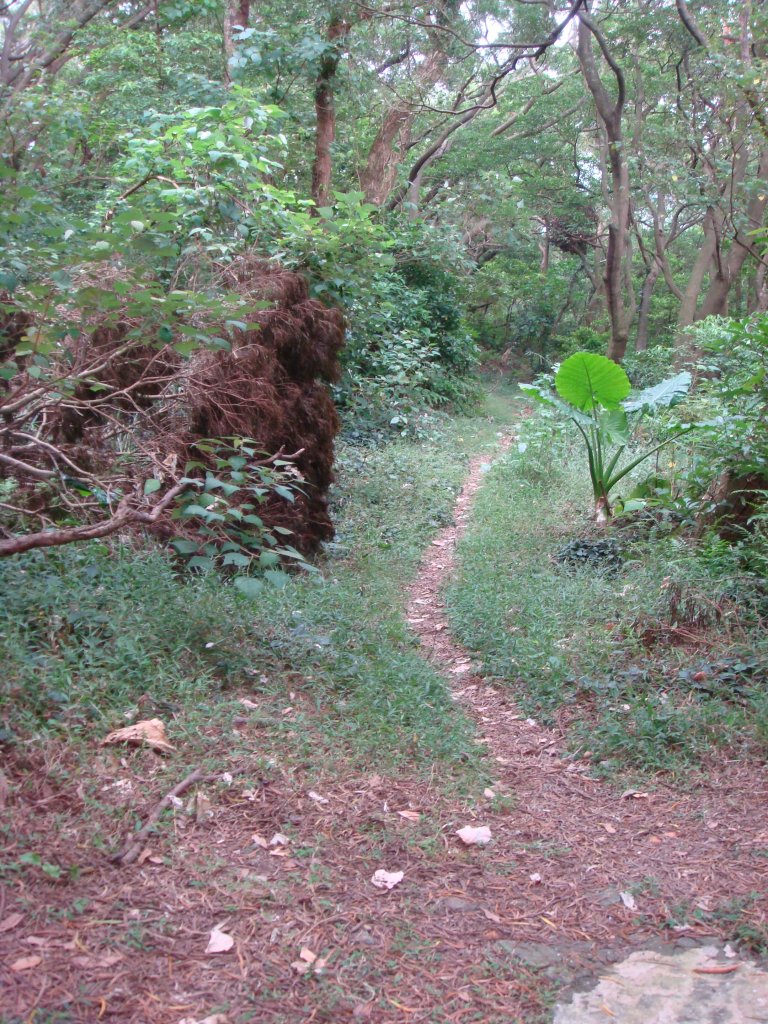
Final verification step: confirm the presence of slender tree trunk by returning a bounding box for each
[223,0,250,84]
[311,19,351,208]
[635,261,660,352]
[696,149,768,319]
[750,261,768,312]
[677,208,719,330]
[577,15,632,363]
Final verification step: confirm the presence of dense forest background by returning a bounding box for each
[1,0,767,560]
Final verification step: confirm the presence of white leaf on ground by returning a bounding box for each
[100,718,174,754]
[0,912,23,933]
[456,825,492,846]
[10,955,42,972]
[483,788,496,800]
[220,772,233,786]
[308,790,329,804]
[252,833,269,848]
[270,833,289,846]
[723,944,738,958]
[529,872,542,884]
[238,698,259,710]
[178,1016,230,1024]
[371,869,404,890]
[620,891,637,910]
[205,925,234,954]
[397,810,420,822]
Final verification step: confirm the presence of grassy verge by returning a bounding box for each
[0,399,516,787]
[446,411,768,778]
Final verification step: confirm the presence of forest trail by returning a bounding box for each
[407,430,768,1022]
[3,421,768,1024]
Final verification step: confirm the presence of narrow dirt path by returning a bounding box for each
[407,433,768,999]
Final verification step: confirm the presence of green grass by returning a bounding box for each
[446,412,768,777]
[0,398,517,785]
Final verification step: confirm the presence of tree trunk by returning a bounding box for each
[311,19,351,209]
[696,149,768,319]
[223,0,250,84]
[577,15,632,363]
[677,207,719,331]
[635,261,660,352]
[359,45,448,206]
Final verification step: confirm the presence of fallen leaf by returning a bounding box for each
[694,964,739,975]
[100,718,174,754]
[397,810,421,822]
[620,789,649,800]
[11,955,41,972]
[723,944,737,959]
[483,909,501,923]
[529,872,542,884]
[291,947,319,975]
[179,1016,230,1024]
[252,833,269,848]
[238,698,259,710]
[72,953,123,968]
[483,788,496,800]
[371,869,404,890]
[456,825,492,846]
[0,912,23,933]
[270,833,289,846]
[602,823,617,835]
[308,790,329,805]
[205,925,234,954]
[0,769,10,809]
[619,891,637,910]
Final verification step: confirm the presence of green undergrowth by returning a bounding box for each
[446,413,768,778]
[0,398,518,786]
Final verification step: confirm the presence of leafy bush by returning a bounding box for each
[522,352,692,522]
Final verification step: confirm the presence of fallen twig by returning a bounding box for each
[110,767,217,866]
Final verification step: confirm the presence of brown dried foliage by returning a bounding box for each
[0,255,344,551]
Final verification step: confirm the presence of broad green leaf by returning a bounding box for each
[234,576,263,598]
[264,569,290,588]
[188,556,215,571]
[598,408,630,443]
[171,539,200,555]
[221,551,252,567]
[555,352,631,411]
[144,478,162,495]
[623,371,692,412]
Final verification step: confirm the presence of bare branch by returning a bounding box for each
[0,482,187,557]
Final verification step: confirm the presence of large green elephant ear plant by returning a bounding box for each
[520,352,693,526]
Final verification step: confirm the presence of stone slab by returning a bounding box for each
[552,946,768,1024]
